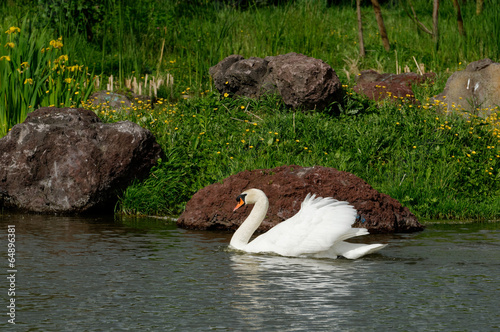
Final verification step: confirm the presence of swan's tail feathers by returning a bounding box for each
[334,242,387,260]
[337,227,369,241]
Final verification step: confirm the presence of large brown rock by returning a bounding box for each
[354,69,436,103]
[209,52,343,111]
[177,165,423,234]
[0,107,163,213]
[431,58,500,117]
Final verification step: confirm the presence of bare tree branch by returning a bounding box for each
[370,0,390,51]
[433,0,439,48]
[356,0,366,57]
[476,0,484,15]
[452,0,466,36]
[403,0,434,35]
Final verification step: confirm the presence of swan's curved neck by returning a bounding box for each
[230,192,269,250]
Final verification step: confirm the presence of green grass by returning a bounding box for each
[1,0,500,222]
[88,87,500,221]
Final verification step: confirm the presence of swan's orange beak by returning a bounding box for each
[233,197,245,212]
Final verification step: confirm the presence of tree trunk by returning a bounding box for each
[476,0,484,15]
[433,0,440,49]
[370,0,390,51]
[357,0,366,57]
[452,0,466,36]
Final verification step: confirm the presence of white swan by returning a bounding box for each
[230,188,386,259]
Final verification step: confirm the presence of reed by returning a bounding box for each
[0,18,95,136]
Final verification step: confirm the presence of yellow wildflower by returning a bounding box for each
[5,27,20,34]
[4,42,15,48]
[24,78,33,85]
[57,55,68,62]
[49,37,64,49]
[0,55,11,61]
[64,78,73,84]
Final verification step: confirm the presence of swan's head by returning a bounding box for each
[233,188,266,211]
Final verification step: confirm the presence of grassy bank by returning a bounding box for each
[1,0,500,221]
[86,86,500,221]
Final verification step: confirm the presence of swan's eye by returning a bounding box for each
[235,193,247,203]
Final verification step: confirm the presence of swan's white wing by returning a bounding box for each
[245,194,358,257]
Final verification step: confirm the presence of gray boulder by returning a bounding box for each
[209,52,343,111]
[432,58,500,117]
[0,107,163,213]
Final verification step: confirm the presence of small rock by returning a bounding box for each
[89,91,133,109]
[354,69,436,103]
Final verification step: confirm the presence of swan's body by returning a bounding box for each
[230,188,386,259]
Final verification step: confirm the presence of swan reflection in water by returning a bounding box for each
[228,252,374,329]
